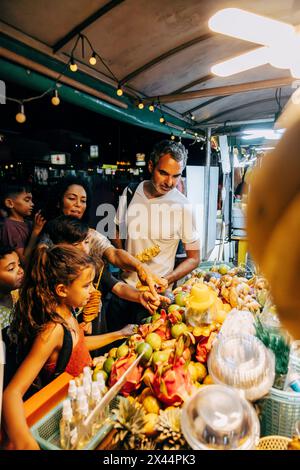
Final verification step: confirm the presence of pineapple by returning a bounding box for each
[110,397,146,450]
[156,408,187,450]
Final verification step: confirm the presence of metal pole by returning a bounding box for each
[204,127,211,260]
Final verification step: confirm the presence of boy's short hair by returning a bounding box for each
[0,183,32,210]
[46,215,89,245]
[0,246,16,260]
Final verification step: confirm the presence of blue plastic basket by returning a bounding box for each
[30,397,119,450]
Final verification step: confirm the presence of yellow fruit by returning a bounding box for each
[223,303,231,313]
[143,396,161,414]
[203,374,214,385]
[127,396,135,404]
[194,362,207,382]
[143,413,159,437]
[215,309,227,324]
[137,387,153,403]
[143,368,155,387]
[108,348,118,359]
[188,362,198,382]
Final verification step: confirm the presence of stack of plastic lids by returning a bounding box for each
[181,385,260,450]
[208,334,275,401]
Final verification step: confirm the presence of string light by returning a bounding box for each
[138,100,144,109]
[51,89,60,106]
[89,52,97,66]
[183,129,186,134]
[148,102,155,112]
[191,113,195,120]
[116,85,123,96]
[159,116,165,124]
[171,134,175,140]
[15,104,26,123]
[70,57,78,72]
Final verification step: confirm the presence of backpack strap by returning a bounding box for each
[53,324,73,378]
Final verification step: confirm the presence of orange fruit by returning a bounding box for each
[203,374,214,385]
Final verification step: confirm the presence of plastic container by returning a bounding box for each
[259,387,300,438]
[181,384,260,450]
[30,397,118,450]
[208,334,275,401]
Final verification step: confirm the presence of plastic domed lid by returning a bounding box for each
[208,334,275,401]
[181,385,260,450]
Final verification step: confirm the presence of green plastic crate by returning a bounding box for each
[30,397,119,450]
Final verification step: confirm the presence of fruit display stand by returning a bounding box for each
[8,264,298,451]
[86,264,278,451]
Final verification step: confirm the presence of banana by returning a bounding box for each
[247,118,300,264]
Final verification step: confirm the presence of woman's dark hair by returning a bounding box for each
[44,176,91,223]
[10,244,95,345]
[45,215,89,245]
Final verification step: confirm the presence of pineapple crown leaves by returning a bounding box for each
[254,317,290,375]
[111,397,146,436]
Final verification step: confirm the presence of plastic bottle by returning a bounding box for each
[96,373,107,396]
[76,395,91,449]
[83,376,91,399]
[59,399,78,450]
[89,382,103,434]
[67,380,77,414]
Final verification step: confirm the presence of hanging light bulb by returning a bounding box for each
[89,52,97,66]
[116,85,123,96]
[51,89,60,106]
[149,102,155,112]
[70,58,78,72]
[171,134,175,140]
[138,100,144,109]
[15,103,26,123]
[159,116,165,124]
[183,129,187,134]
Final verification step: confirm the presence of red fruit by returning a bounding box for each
[152,357,192,406]
[109,353,143,396]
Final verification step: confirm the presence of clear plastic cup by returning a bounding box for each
[181,385,260,450]
[208,334,275,401]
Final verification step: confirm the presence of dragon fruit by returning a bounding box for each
[152,357,193,406]
[138,309,171,341]
[108,353,143,396]
[195,331,218,363]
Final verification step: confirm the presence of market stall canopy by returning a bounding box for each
[1,0,300,133]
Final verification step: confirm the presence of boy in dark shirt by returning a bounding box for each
[0,183,46,266]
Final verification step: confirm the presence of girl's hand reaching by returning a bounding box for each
[33,210,46,236]
[119,324,138,337]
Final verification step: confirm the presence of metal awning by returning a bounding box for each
[1,0,299,134]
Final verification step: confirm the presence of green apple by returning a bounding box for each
[145,332,162,351]
[103,357,115,374]
[136,342,153,362]
[175,292,188,307]
[168,304,181,314]
[117,343,129,358]
[151,313,161,322]
[152,350,170,365]
[171,322,188,338]
[218,264,230,275]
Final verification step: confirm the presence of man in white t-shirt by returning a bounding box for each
[109,140,200,327]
